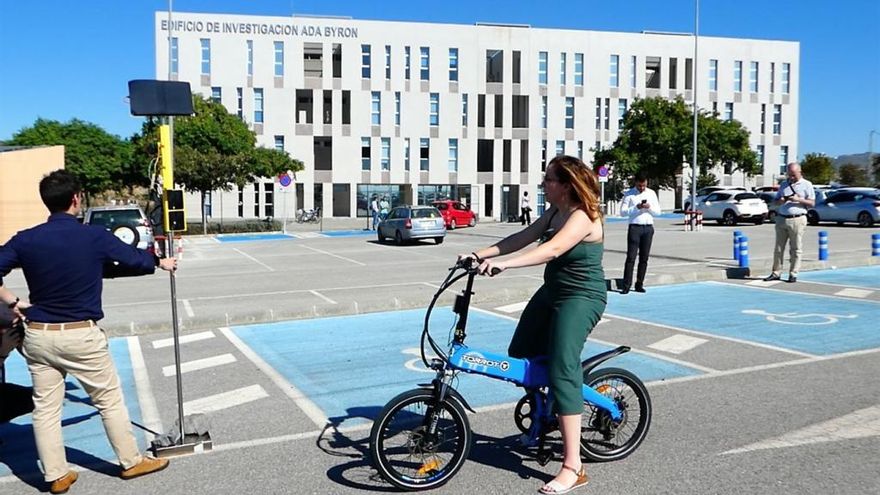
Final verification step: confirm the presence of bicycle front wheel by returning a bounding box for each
[369,388,472,491]
[580,367,652,462]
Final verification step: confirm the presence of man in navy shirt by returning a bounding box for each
[0,170,176,494]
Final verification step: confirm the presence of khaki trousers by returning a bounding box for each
[772,215,807,277]
[22,324,141,481]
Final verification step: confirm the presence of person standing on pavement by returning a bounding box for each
[379,196,391,221]
[370,195,381,230]
[0,306,34,424]
[520,191,532,225]
[764,162,815,283]
[0,170,175,494]
[619,173,661,294]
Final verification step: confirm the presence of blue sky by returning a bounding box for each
[1,0,877,158]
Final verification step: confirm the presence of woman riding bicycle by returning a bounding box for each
[462,155,605,494]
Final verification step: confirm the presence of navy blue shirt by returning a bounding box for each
[0,213,156,323]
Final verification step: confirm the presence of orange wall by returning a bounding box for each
[0,146,65,244]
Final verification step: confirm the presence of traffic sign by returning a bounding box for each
[597,165,609,177]
[278,173,292,187]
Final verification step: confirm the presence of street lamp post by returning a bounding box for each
[689,0,700,230]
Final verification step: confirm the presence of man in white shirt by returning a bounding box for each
[764,162,815,283]
[520,191,532,225]
[619,173,661,294]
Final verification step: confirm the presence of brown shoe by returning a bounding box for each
[120,456,169,480]
[49,471,78,494]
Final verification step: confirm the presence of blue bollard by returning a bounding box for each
[738,236,749,268]
[818,231,829,261]
[733,230,743,261]
[872,233,880,257]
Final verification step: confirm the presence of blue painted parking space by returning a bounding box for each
[0,339,145,478]
[232,308,701,426]
[796,265,880,290]
[607,282,880,355]
[215,233,296,243]
[320,229,375,237]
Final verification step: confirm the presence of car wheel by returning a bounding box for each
[112,225,140,247]
[807,211,819,226]
[857,211,875,228]
[754,217,764,225]
[468,217,476,227]
[395,231,404,246]
[449,219,457,230]
[377,231,385,243]
[723,210,737,226]
[434,237,444,245]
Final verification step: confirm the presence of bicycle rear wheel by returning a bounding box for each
[369,388,472,491]
[580,367,651,462]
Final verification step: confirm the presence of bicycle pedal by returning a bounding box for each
[536,450,553,466]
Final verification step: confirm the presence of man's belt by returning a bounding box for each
[779,213,805,219]
[27,320,95,331]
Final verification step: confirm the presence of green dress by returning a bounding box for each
[508,239,607,415]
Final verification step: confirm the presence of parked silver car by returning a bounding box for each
[807,188,880,227]
[377,205,446,245]
[84,205,156,253]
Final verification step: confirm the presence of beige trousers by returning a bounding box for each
[22,323,141,481]
[772,215,807,277]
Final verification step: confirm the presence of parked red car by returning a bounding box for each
[432,200,477,229]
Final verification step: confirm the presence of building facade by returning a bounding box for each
[154,12,799,220]
[0,146,66,243]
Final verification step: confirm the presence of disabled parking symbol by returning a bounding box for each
[741,309,858,326]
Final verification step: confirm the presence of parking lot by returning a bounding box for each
[1,218,879,494]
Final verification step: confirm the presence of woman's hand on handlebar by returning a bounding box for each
[478,259,506,277]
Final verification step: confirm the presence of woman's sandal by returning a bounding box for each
[538,464,590,494]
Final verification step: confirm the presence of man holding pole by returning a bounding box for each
[0,170,175,494]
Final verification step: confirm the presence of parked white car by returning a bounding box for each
[684,186,748,211]
[696,191,768,225]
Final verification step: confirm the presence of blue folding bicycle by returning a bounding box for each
[369,258,652,491]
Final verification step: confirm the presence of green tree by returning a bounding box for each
[697,173,719,190]
[6,118,132,203]
[800,153,835,184]
[132,95,303,233]
[837,163,870,186]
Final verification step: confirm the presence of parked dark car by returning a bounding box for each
[377,205,446,245]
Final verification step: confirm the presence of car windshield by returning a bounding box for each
[88,210,142,227]
[734,193,759,200]
[433,203,448,210]
[412,208,441,219]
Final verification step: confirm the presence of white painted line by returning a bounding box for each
[182,384,269,415]
[746,279,783,287]
[233,248,276,272]
[494,301,529,313]
[162,353,237,377]
[152,330,215,349]
[722,405,880,454]
[299,244,366,266]
[707,280,880,305]
[604,312,817,358]
[182,299,195,318]
[218,327,328,427]
[647,335,709,355]
[309,290,338,304]
[421,282,441,289]
[127,337,162,441]
[835,288,873,299]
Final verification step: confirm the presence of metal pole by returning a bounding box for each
[690,0,700,230]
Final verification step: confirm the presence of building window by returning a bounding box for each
[709,59,718,91]
[429,93,439,126]
[541,139,547,170]
[238,188,244,217]
[274,135,284,151]
[371,92,381,125]
[264,183,274,218]
[610,54,619,88]
[541,96,548,129]
[323,89,332,124]
[779,145,789,173]
[734,60,742,92]
[361,44,371,78]
[404,138,411,171]
[461,94,468,126]
[394,92,401,126]
[770,62,776,93]
[170,37,178,75]
[645,56,660,89]
[760,104,766,134]
[538,51,548,85]
[477,94,486,127]
[604,98,610,130]
[303,44,323,78]
[236,87,243,119]
[512,95,529,128]
[564,97,574,129]
[420,138,430,171]
[381,137,390,170]
[782,63,790,94]
[595,97,602,130]
[253,88,263,123]
[448,138,458,172]
[494,94,503,128]
[555,140,564,157]
[724,102,734,121]
[449,48,459,81]
[669,58,678,89]
[332,43,342,78]
[361,137,371,170]
[618,99,628,129]
[749,61,758,93]
[772,104,782,135]
[253,182,260,217]
[200,38,211,75]
[274,41,284,77]
[404,46,411,80]
[757,145,765,167]
[560,53,567,85]
[385,45,391,80]
[685,58,694,90]
[574,53,584,86]
[211,87,221,104]
[420,47,430,80]
[342,90,351,124]
[247,40,253,76]
[512,50,522,84]
[577,141,583,159]
[486,49,503,83]
[630,56,637,88]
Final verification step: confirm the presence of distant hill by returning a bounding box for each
[832,152,872,169]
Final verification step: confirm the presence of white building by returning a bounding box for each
[154,12,799,221]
